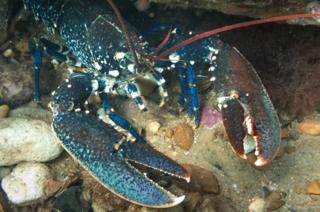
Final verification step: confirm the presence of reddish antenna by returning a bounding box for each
[156,13,320,59]
[106,0,140,71]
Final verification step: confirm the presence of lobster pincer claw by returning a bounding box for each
[52,111,190,208]
[213,44,281,167]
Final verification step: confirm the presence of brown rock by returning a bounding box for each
[266,192,285,211]
[0,105,9,118]
[306,180,320,195]
[174,122,194,150]
[284,145,296,154]
[281,128,289,139]
[177,164,219,194]
[297,121,320,136]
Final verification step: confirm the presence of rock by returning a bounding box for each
[135,0,151,12]
[150,0,320,26]
[284,145,296,154]
[0,118,63,166]
[146,121,161,134]
[266,191,285,211]
[249,197,266,212]
[0,60,55,107]
[200,106,222,129]
[0,104,9,118]
[53,186,89,212]
[306,180,320,195]
[297,121,320,136]
[164,128,174,138]
[177,164,219,194]
[1,162,51,205]
[9,102,52,123]
[281,128,289,139]
[174,122,194,150]
[0,167,10,180]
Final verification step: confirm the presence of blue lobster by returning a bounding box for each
[24,0,281,208]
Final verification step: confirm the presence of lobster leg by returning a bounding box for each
[100,93,144,142]
[186,65,200,125]
[51,72,189,207]
[29,40,43,101]
[146,71,169,107]
[126,83,147,111]
[177,66,189,108]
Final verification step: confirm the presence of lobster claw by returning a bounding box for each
[213,44,281,167]
[52,111,190,208]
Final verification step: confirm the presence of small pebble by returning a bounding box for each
[146,121,161,134]
[306,180,320,195]
[284,145,296,154]
[177,164,219,194]
[1,162,51,205]
[249,197,266,212]
[174,122,194,150]
[266,191,285,211]
[164,128,174,138]
[0,105,9,118]
[3,48,12,57]
[297,121,320,135]
[134,0,150,12]
[281,128,289,139]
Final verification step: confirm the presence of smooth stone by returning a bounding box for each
[0,105,9,118]
[306,180,320,195]
[1,162,51,205]
[174,122,194,150]
[297,121,320,136]
[146,121,161,134]
[266,191,285,211]
[248,197,266,212]
[0,118,63,166]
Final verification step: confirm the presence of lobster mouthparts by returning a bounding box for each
[214,45,281,167]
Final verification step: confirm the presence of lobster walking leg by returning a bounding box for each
[29,40,42,101]
[100,93,144,142]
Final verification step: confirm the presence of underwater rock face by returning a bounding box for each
[1,162,51,205]
[150,0,320,25]
[0,118,63,166]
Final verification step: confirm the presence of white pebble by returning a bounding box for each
[1,162,51,205]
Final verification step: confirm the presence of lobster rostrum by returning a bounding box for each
[24,0,320,208]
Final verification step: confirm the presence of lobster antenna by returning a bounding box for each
[106,0,140,71]
[156,13,320,59]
